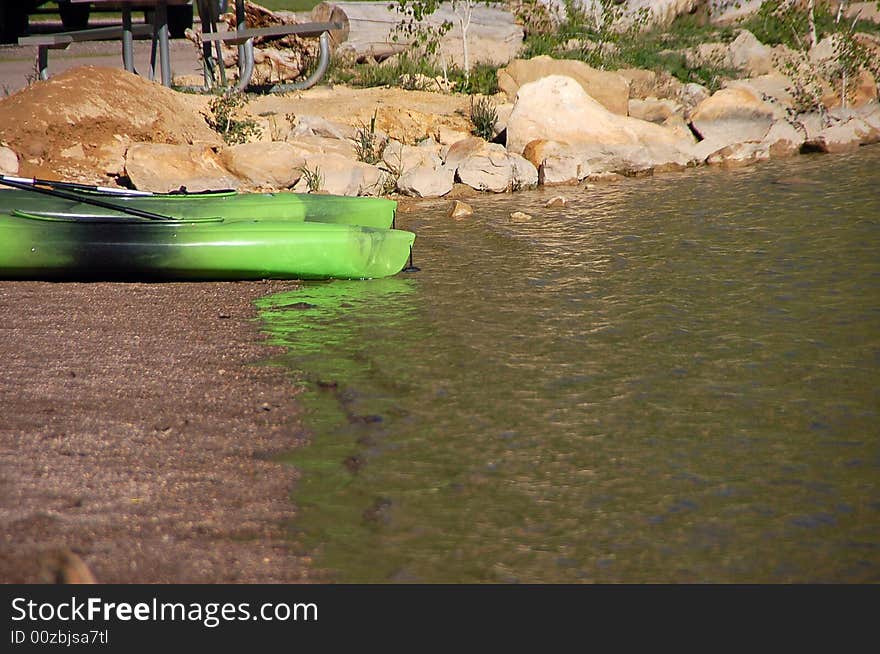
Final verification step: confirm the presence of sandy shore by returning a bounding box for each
[0,280,314,583]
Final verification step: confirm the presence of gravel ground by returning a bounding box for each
[0,280,314,584]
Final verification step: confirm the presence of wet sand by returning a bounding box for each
[0,280,313,583]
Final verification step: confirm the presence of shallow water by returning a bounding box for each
[256,147,880,583]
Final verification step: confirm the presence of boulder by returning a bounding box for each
[761,120,805,157]
[727,29,773,77]
[285,133,357,159]
[382,141,442,174]
[506,75,688,156]
[524,138,692,185]
[724,74,796,112]
[221,141,306,188]
[125,144,240,193]
[444,136,489,169]
[804,120,866,153]
[689,86,778,144]
[0,146,19,175]
[291,153,387,196]
[497,56,630,115]
[796,112,826,141]
[455,142,538,192]
[706,141,770,166]
[397,164,455,198]
[628,97,683,124]
[677,82,711,113]
[618,68,657,99]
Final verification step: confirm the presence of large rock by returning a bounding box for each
[506,75,689,155]
[804,120,866,153]
[125,144,240,193]
[628,98,682,124]
[455,142,538,193]
[382,141,442,174]
[221,141,307,188]
[0,146,18,175]
[761,120,805,157]
[291,153,387,196]
[689,86,778,144]
[523,138,693,185]
[284,133,357,159]
[725,74,796,112]
[497,56,630,115]
[805,115,880,153]
[706,141,770,167]
[396,164,455,198]
[727,29,773,76]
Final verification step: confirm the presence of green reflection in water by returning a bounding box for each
[256,148,880,583]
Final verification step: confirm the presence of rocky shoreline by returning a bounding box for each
[1,3,877,199]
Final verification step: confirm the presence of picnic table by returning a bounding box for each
[17,0,341,92]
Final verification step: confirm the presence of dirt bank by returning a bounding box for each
[0,280,313,584]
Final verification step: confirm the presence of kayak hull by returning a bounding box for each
[0,213,415,281]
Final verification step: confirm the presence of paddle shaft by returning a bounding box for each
[1,175,234,197]
[0,176,174,221]
[0,175,153,196]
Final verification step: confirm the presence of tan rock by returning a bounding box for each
[456,142,538,193]
[727,29,773,76]
[545,195,567,207]
[397,164,455,198]
[448,200,474,218]
[0,145,19,175]
[125,144,240,193]
[618,68,658,99]
[221,141,307,188]
[689,86,777,143]
[804,121,865,153]
[497,56,630,115]
[762,120,805,158]
[284,134,357,160]
[509,211,532,222]
[444,136,489,169]
[706,141,770,167]
[291,153,388,196]
[382,141,442,174]
[506,75,686,156]
[628,98,682,124]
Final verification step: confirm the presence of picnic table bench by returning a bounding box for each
[17,0,342,92]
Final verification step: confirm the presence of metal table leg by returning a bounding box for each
[121,7,135,73]
[156,2,172,86]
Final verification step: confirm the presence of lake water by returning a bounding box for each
[256,146,880,583]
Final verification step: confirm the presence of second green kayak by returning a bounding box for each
[0,189,398,229]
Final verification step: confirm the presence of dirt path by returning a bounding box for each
[0,280,314,584]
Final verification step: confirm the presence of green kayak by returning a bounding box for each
[0,189,397,229]
[0,210,415,281]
